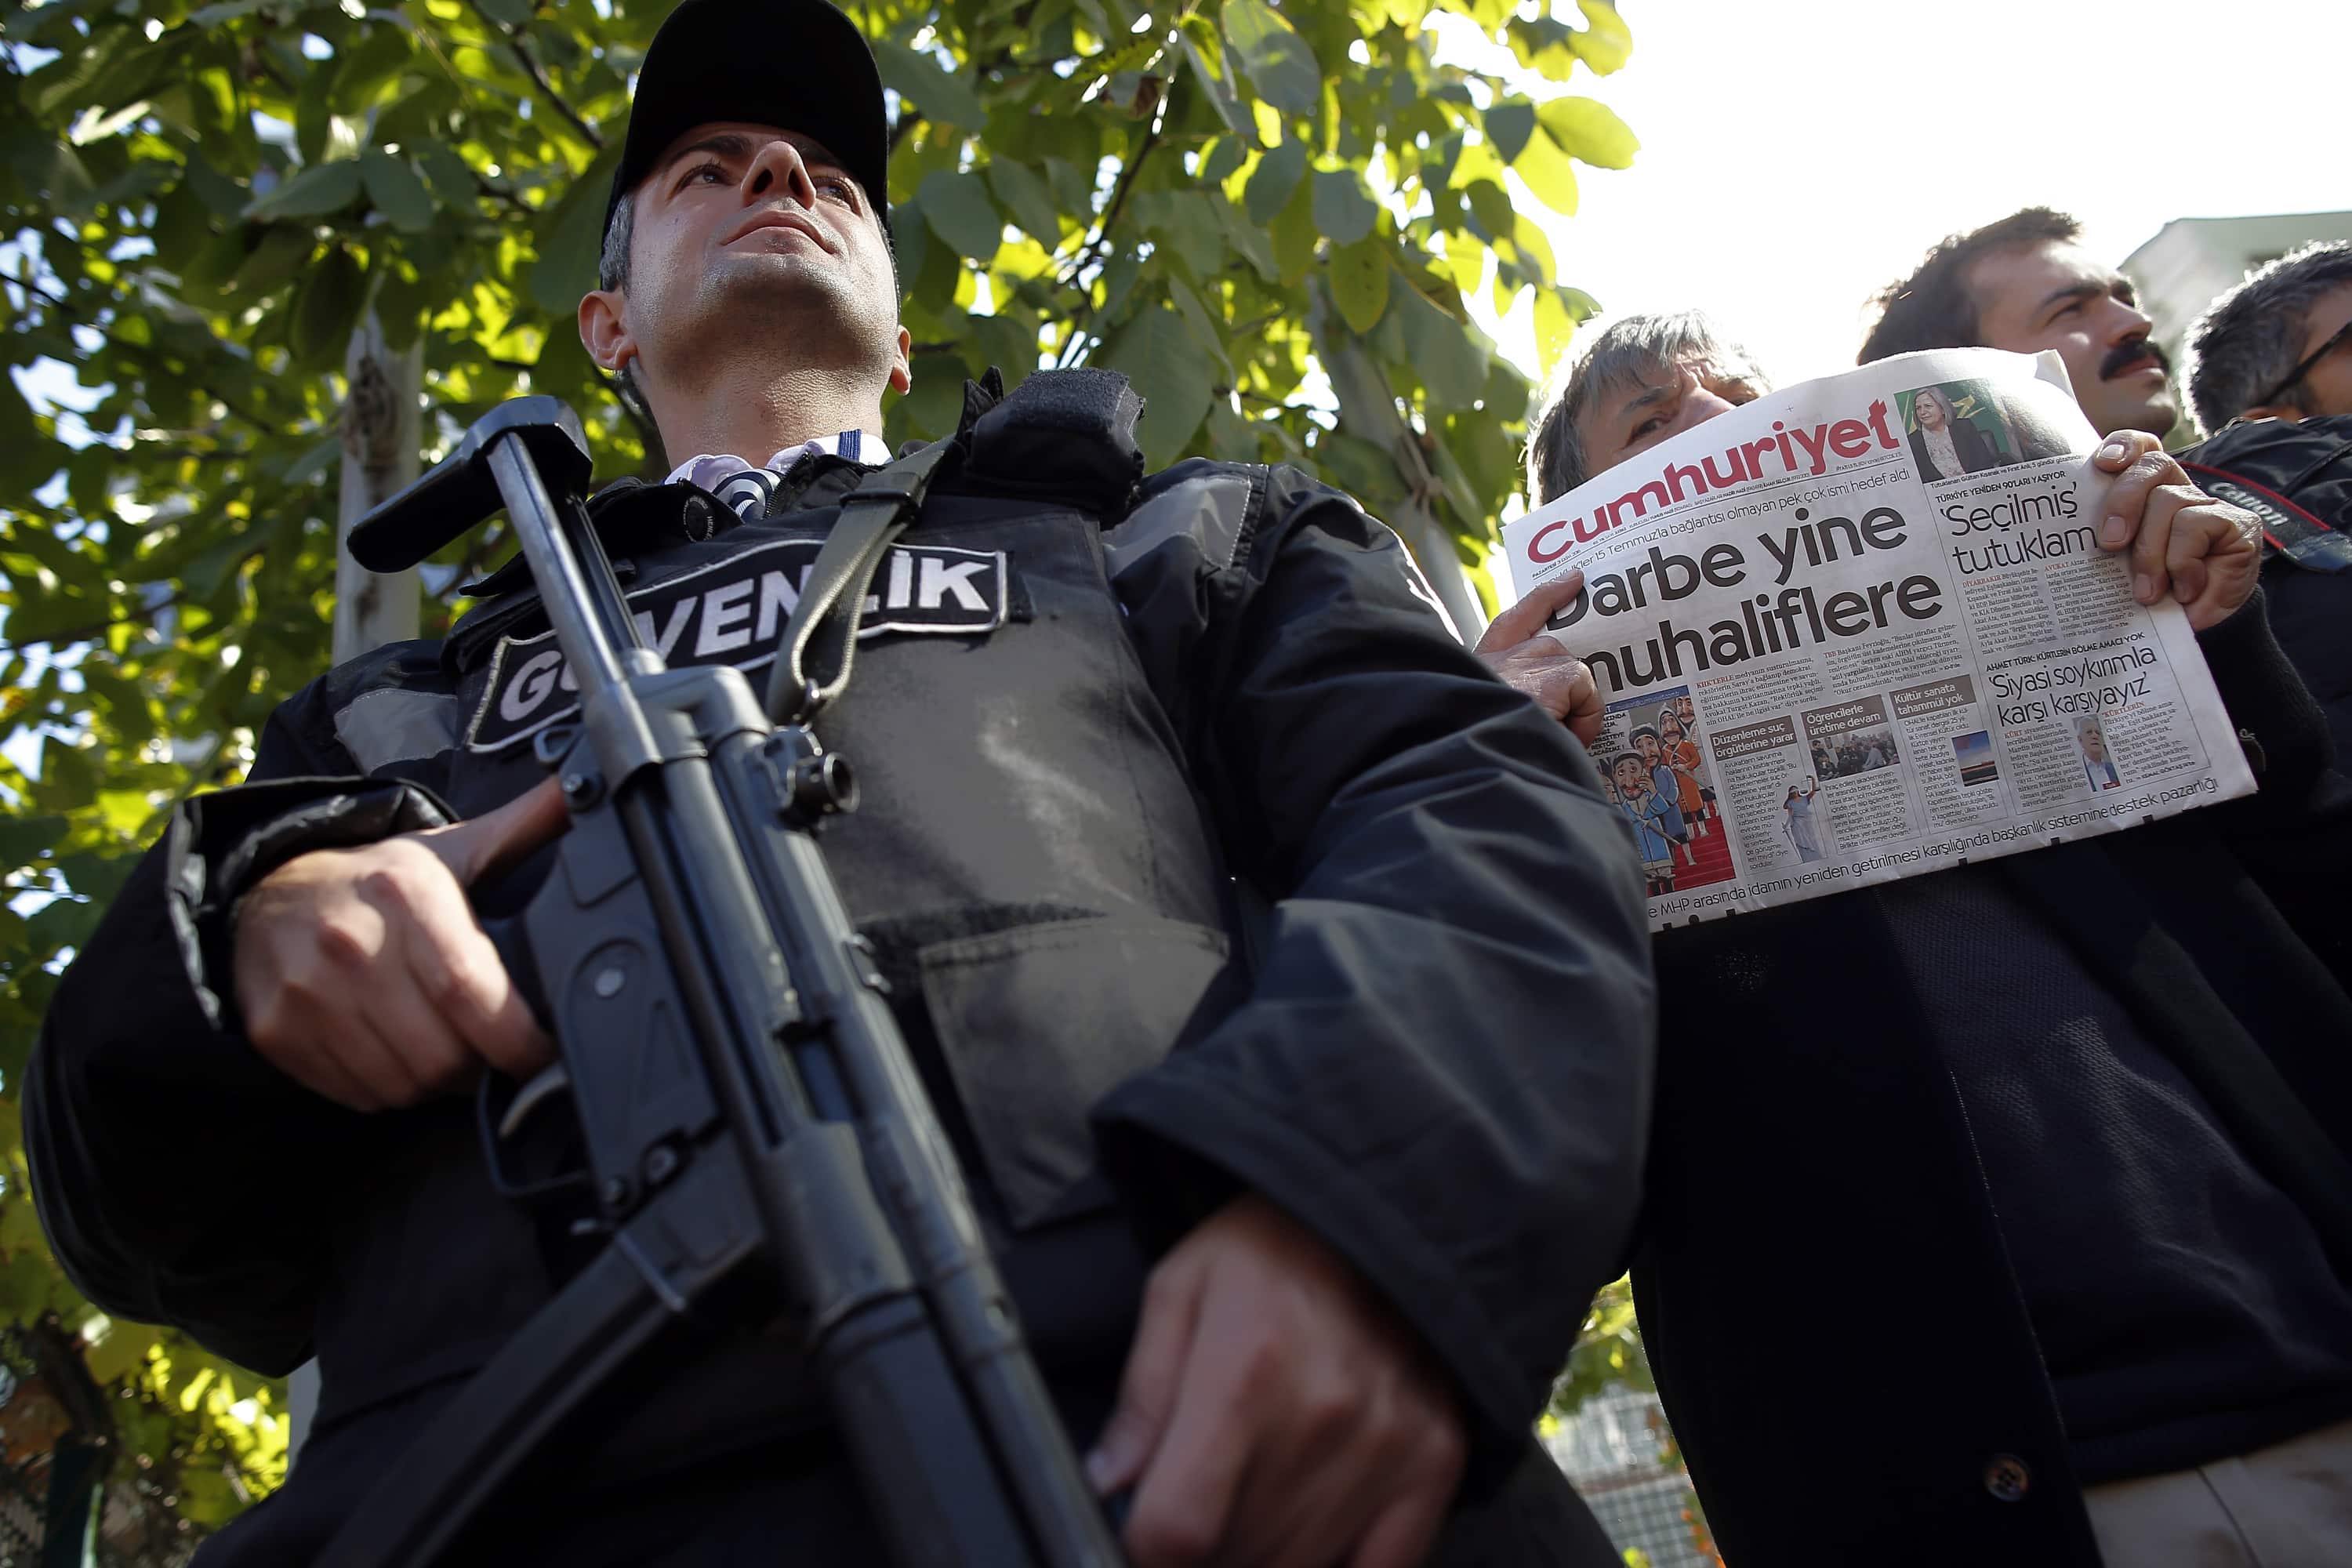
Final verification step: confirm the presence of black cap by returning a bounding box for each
[603,0,889,250]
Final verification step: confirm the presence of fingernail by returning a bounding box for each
[2096,439,2129,463]
[2175,578,2196,603]
[2134,573,2156,603]
[2100,516,2129,548]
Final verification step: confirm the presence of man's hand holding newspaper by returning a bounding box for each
[2092,430,2261,628]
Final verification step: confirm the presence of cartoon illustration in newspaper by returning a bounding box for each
[1593,686,1734,898]
[1503,347,2257,931]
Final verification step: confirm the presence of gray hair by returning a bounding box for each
[2186,241,2352,431]
[1525,311,1771,503]
[598,189,661,456]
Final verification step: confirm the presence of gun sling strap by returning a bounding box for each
[766,436,960,723]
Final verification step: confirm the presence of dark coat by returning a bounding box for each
[2182,414,2352,762]
[1632,595,2352,1566]
[1909,416,2002,481]
[26,379,1655,1565]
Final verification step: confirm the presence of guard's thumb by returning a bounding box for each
[419,777,572,887]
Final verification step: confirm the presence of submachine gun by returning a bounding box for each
[323,397,1127,1568]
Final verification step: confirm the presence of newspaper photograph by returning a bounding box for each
[1501,347,2257,930]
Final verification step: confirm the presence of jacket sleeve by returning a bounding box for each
[1093,461,1657,1484]
[24,652,459,1374]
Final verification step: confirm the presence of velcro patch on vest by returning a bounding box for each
[466,538,1013,753]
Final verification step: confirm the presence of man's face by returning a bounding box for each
[583,122,907,400]
[2082,726,2106,763]
[1613,758,1647,797]
[1966,241,2176,438]
[1636,732,1661,764]
[2271,281,2352,422]
[1574,354,1762,477]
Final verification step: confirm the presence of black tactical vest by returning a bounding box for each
[303,374,1248,1485]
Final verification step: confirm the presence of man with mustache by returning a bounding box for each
[1483,310,2352,1567]
[1859,208,2180,440]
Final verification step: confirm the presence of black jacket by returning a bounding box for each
[1909,417,2000,481]
[27,376,1655,1564]
[1632,595,2352,1566]
[2181,414,2352,762]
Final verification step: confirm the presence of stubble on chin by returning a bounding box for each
[676,252,898,376]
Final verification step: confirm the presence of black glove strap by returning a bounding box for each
[764,436,957,724]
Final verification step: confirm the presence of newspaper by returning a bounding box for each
[1501,347,2256,930]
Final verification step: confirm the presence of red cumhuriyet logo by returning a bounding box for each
[1526,399,1902,564]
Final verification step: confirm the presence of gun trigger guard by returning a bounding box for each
[498,1063,574,1141]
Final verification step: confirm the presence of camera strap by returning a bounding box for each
[764,435,957,723]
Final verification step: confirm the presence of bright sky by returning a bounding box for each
[1446,0,2352,397]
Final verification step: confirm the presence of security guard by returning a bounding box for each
[25,2,1654,1562]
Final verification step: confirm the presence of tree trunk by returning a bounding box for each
[332,312,424,663]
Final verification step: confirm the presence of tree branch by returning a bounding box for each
[471,169,535,217]
[1054,118,1161,292]
[471,1,605,154]
[0,586,193,657]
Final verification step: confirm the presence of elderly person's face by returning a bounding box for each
[1575,354,1762,475]
[1916,392,1948,431]
[2082,726,2107,764]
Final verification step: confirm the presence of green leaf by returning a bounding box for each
[1398,285,1490,409]
[1484,100,1535,165]
[1178,31,1254,143]
[1327,237,1390,335]
[1101,306,1214,471]
[1462,180,1513,245]
[873,39,989,131]
[328,23,415,114]
[1221,0,1322,117]
[1216,196,1279,281]
[1537,96,1640,169]
[290,245,365,367]
[1534,285,1580,376]
[1311,168,1377,248]
[526,144,622,318]
[1245,138,1306,227]
[183,154,247,219]
[227,227,316,299]
[1515,125,1579,217]
[1270,183,1316,283]
[1570,0,1634,74]
[0,815,69,873]
[986,158,1062,245]
[891,350,970,448]
[243,159,362,221]
[919,170,1004,262]
[360,150,436,234]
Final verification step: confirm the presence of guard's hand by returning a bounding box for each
[1090,1194,1466,1568]
[1473,568,1603,746]
[2091,433,2261,631]
[231,779,569,1112]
